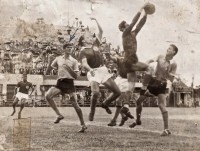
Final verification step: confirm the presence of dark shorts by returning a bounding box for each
[124,54,138,72]
[55,78,76,94]
[146,77,167,96]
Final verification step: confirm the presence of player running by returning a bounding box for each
[11,73,34,119]
[129,44,178,136]
[45,43,87,133]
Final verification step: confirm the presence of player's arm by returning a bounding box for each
[146,56,158,64]
[73,60,79,72]
[123,8,143,36]
[79,49,91,71]
[105,53,117,63]
[51,57,58,70]
[134,12,147,36]
[14,87,18,96]
[79,49,95,76]
[145,55,160,75]
[168,61,178,82]
[73,59,80,76]
[90,17,103,41]
[14,82,20,95]
[81,57,92,72]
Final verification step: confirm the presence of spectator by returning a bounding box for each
[3,55,13,73]
[12,53,20,74]
[0,61,4,73]
[19,67,25,74]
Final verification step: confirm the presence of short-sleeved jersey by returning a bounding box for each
[155,55,177,81]
[17,81,33,94]
[51,55,78,80]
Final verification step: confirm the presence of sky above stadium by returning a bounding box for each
[0,0,200,86]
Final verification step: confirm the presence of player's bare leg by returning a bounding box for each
[69,93,87,133]
[11,97,19,116]
[102,78,121,114]
[108,104,121,126]
[129,73,154,128]
[129,95,146,128]
[120,72,136,119]
[45,87,64,123]
[18,99,25,119]
[108,93,125,126]
[89,81,100,121]
[158,94,171,136]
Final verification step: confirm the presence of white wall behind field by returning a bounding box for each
[0,0,200,86]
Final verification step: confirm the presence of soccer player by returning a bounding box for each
[79,17,121,121]
[106,53,134,126]
[45,43,87,133]
[11,73,34,119]
[129,44,178,136]
[118,3,150,118]
[80,18,121,121]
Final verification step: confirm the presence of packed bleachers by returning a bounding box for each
[0,18,145,81]
[0,18,146,107]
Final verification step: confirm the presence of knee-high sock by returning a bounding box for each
[136,106,142,121]
[162,111,168,130]
[136,96,146,121]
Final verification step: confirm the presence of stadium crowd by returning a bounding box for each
[0,19,144,81]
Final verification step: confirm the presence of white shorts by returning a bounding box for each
[114,76,129,92]
[87,66,112,84]
[16,92,29,101]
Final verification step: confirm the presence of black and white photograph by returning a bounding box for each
[0,0,200,150]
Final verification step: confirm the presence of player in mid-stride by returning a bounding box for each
[129,44,178,136]
[45,43,87,133]
[11,73,34,119]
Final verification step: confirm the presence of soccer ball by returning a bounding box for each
[144,3,156,15]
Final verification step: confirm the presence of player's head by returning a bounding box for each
[63,43,72,56]
[79,32,99,48]
[118,21,129,32]
[166,44,178,58]
[22,73,27,81]
[79,34,93,47]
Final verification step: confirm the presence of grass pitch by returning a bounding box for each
[0,107,200,151]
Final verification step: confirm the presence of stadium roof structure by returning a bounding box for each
[173,80,192,92]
